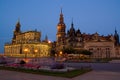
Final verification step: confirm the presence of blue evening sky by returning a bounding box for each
[0,0,120,53]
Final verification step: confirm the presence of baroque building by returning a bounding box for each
[4,21,51,57]
[4,9,120,59]
[56,10,120,58]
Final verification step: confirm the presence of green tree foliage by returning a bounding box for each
[62,47,75,54]
[62,47,92,56]
[20,60,26,65]
[50,49,56,57]
[79,50,93,55]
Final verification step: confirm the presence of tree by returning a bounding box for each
[80,50,93,58]
[50,49,56,57]
[75,49,92,58]
[62,47,75,54]
[81,50,92,55]
[19,60,26,67]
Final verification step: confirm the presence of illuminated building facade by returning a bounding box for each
[4,9,120,58]
[56,9,66,50]
[56,10,120,58]
[4,21,51,57]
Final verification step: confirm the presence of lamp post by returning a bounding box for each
[59,51,63,57]
[24,48,28,60]
[34,49,38,56]
[59,51,63,63]
[34,49,38,61]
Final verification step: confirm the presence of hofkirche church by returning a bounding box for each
[4,9,120,58]
[4,20,51,57]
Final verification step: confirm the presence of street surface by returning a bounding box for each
[0,63,120,80]
[64,62,120,72]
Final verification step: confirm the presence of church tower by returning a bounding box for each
[114,29,119,46]
[12,20,21,43]
[56,9,66,46]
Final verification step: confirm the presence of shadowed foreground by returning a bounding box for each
[0,70,120,80]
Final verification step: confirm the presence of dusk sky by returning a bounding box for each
[0,0,120,53]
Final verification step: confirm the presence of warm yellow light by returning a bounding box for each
[23,59,29,63]
[33,54,35,57]
[34,49,38,53]
[48,40,51,43]
[60,51,62,55]
[24,48,28,52]
[55,54,57,57]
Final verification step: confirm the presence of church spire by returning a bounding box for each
[115,27,117,34]
[114,27,118,36]
[15,18,21,32]
[45,35,48,42]
[61,7,62,15]
[56,8,66,46]
[12,19,21,43]
[69,18,75,37]
[114,27,119,46]
[71,18,74,28]
[59,8,64,23]
[70,18,75,30]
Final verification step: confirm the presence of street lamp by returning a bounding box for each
[34,49,38,61]
[59,51,63,57]
[34,49,38,56]
[34,49,38,53]
[59,51,63,63]
[48,40,51,43]
[24,48,28,60]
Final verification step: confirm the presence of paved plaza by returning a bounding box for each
[0,57,120,80]
[0,63,120,80]
[0,70,120,80]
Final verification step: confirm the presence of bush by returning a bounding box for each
[19,60,26,67]
[0,61,7,64]
[51,62,65,69]
[20,60,26,64]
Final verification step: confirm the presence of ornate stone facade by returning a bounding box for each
[4,10,120,58]
[56,10,120,58]
[56,9,66,51]
[4,21,51,57]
